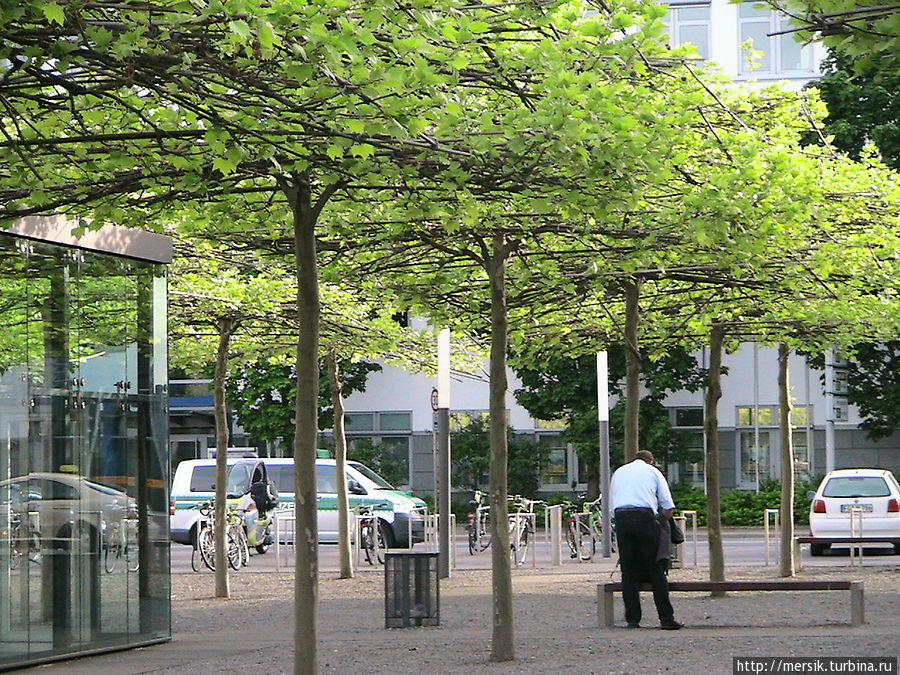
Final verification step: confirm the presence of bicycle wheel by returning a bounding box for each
[577,520,595,561]
[466,522,477,555]
[373,520,388,565]
[125,525,139,572]
[511,520,530,565]
[198,526,216,571]
[104,526,123,573]
[566,520,579,559]
[9,523,23,570]
[362,520,376,565]
[477,513,492,552]
[227,526,242,570]
[238,527,250,567]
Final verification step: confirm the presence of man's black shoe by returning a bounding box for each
[660,620,683,630]
[626,623,640,629]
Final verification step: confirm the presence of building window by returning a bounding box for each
[678,430,706,486]
[378,412,411,432]
[663,4,711,59]
[345,412,375,432]
[539,434,569,486]
[739,3,814,76]
[792,431,811,480]
[449,410,490,432]
[739,430,771,486]
[673,407,704,427]
[347,436,411,487]
[737,405,776,426]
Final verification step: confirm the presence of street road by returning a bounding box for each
[170,527,900,574]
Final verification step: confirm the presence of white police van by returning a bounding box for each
[170,457,427,548]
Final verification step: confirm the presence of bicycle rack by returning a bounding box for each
[679,509,699,568]
[763,508,780,567]
[545,505,563,566]
[272,508,295,572]
[848,505,864,566]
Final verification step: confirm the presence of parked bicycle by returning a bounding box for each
[192,500,248,572]
[8,511,40,569]
[564,495,614,561]
[508,496,544,566]
[103,514,139,574]
[466,490,491,555]
[355,502,390,565]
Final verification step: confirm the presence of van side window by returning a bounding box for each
[316,466,338,494]
[189,467,216,492]
[270,466,294,493]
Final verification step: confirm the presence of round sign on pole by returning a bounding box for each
[430,388,439,411]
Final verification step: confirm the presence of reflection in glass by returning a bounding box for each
[0,235,169,669]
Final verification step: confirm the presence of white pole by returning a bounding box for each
[597,351,612,558]
[437,329,451,578]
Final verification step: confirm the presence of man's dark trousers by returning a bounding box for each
[614,509,674,625]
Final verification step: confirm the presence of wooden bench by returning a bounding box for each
[597,580,865,628]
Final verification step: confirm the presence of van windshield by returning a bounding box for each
[349,462,393,489]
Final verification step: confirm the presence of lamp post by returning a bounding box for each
[597,351,612,558]
[437,329,451,578]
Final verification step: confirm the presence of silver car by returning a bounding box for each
[1,472,134,550]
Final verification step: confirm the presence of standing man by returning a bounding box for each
[610,450,683,630]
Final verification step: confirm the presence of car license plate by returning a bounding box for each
[840,504,873,513]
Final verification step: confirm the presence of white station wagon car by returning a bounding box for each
[808,468,900,556]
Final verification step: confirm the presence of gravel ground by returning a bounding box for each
[31,561,900,675]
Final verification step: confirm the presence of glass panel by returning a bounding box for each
[540,434,568,485]
[316,465,338,493]
[792,405,809,427]
[739,2,768,18]
[0,235,170,668]
[757,407,773,425]
[779,34,807,71]
[679,24,710,58]
[822,477,889,498]
[449,411,489,432]
[377,412,410,432]
[678,5,709,21]
[792,432,810,481]
[740,21,772,73]
[740,432,770,485]
[371,437,409,487]
[344,413,374,432]
[679,431,706,485]
[674,408,704,427]
[0,238,36,664]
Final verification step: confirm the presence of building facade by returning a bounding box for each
[0,217,171,670]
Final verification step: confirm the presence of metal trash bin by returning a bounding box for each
[384,551,439,628]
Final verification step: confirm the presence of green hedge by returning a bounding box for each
[670,477,822,527]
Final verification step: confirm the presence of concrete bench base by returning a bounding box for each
[597,580,865,628]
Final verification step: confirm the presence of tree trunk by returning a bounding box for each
[326,353,353,579]
[705,324,726,591]
[623,278,642,463]
[778,343,795,578]
[286,174,320,675]
[213,315,237,598]
[488,233,514,663]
